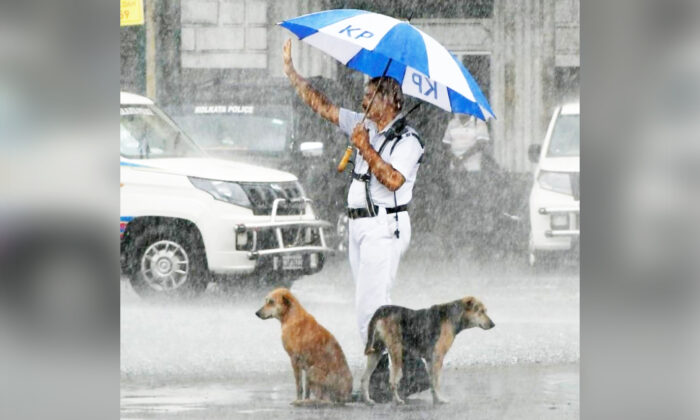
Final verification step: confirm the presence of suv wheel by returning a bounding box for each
[128,226,208,298]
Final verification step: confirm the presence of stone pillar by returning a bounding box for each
[156,0,183,106]
[493,0,555,172]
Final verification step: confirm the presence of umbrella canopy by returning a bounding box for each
[279,9,495,120]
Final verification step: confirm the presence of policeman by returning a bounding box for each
[282,39,424,343]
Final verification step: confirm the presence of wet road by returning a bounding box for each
[121,364,577,419]
[121,246,579,419]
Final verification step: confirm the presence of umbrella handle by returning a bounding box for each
[337,145,353,172]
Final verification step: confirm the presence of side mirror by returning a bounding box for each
[299,141,324,157]
[528,144,542,164]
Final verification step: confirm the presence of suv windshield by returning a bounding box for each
[120,105,204,159]
[173,106,290,154]
[547,114,580,157]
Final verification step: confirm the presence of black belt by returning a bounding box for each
[347,204,408,219]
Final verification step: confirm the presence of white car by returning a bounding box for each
[527,103,580,266]
[120,92,333,297]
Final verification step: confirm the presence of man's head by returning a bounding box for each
[362,76,403,122]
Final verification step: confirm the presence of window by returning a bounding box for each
[547,114,580,157]
[174,113,290,154]
[120,105,203,159]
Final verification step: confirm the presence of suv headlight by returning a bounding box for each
[537,171,572,195]
[189,177,252,208]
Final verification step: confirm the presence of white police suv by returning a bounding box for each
[527,102,580,266]
[120,92,333,297]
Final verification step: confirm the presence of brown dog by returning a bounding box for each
[255,288,353,405]
[360,296,495,405]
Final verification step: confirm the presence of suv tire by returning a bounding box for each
[128,225,209,298]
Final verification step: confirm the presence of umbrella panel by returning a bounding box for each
[280,9,494,119]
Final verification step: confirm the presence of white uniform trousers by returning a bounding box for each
[348,207,411,345]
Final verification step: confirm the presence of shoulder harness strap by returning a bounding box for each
[389,127,425,163]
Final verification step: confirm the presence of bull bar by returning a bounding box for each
[234,198,335,260]
[539,206,580,238]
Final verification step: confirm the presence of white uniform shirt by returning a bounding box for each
[339,108,424,209]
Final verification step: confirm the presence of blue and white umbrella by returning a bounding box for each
[279,9,495,120]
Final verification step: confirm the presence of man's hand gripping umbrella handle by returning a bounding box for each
[336,63,386,173]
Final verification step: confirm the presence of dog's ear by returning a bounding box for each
[282,294,291,308]
[463,297,475,311]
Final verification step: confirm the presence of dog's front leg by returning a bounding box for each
[291,358,304,402]
[360,352,382,405]
[303,369,310,400]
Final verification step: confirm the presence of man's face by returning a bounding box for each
[362,83,392,122]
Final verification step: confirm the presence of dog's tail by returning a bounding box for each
[364,316,379,355]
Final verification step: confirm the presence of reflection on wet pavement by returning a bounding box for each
[121,364,578,419]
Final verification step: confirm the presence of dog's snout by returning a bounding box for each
[479,314,495,330]
[255,309,263,319]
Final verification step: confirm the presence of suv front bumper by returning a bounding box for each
[530,186,580,252]
[538,206,580,238]
[232,207,334,277]
[234,219,334,260]
[201,198,335,276]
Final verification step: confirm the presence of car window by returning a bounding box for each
[547,114,580,157]
[120,105,204,159]
[174,113,290,154]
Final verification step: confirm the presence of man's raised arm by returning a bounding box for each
[283,39,339,125]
